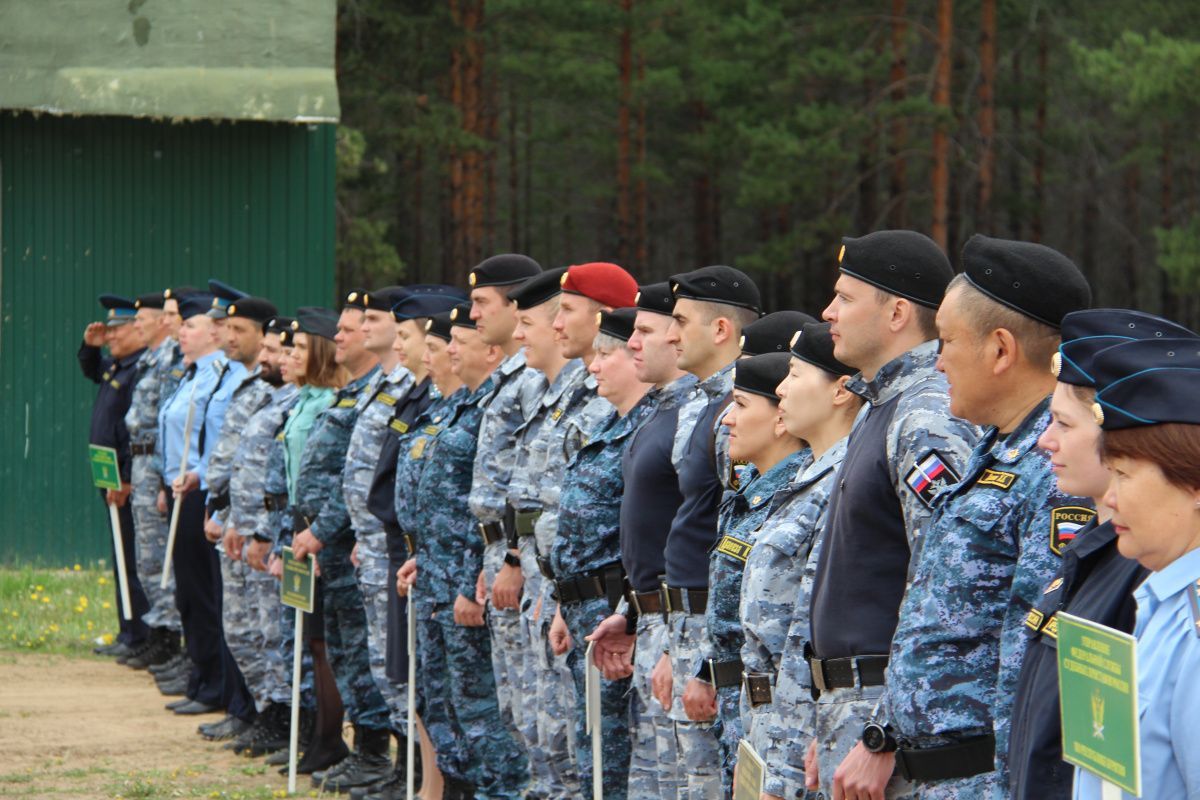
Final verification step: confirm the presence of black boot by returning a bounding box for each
[269,707,313,768]
[349,730,420,800]
[443,775,477,800]
[240,702,292,757]
[315,726,392,792]
[127,627,180,669]
[149,649,186,675]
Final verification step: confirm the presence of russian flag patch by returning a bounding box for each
[904,450,960,508]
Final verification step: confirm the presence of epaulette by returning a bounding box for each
[1188,577,1200,640]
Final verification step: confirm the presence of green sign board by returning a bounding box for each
[733,739,765,800]
[1057,612,1141,796]
[88,445,122,491]
[280,546,315,614]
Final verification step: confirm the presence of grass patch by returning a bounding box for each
[0,565,120,656]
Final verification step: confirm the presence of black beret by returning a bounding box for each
[226,297,279,327]
[733,352,791,400]
[179,293,216,320]
[392,293,463,322]
[266,315,296,345]
[837,230,953,309]
[1054,309,1198,387]
[342,288,369,311]
[510,268,565,310]
[207,279,249,319]
[635,282,675,316]
[741,310,819,356]
[789,322,856,377]
[469,254,542,288]
[135,292,165,310]
[163,285,200,302]
[294,307,339,341]
[364,286,411,313]
[670,265,761,314]
[449,303,477,330]
[424,312,454,342]
[99,294,137,325]
[961,234,1091,327]
[1092,338,1200,429]
[598,307,638,343]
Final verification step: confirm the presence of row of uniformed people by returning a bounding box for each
[81,237,1200,800]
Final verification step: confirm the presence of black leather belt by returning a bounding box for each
[130,442,156,456]
[628,590,663,615]
[807,652,888,695]
[554,564,625,609]
[536,556,556,580]
[895,734,996,782]
[207,491,230,513]
[263,493,289,512]
[743,672,774,707]
[479,521,505,546]
[662,585,708,615]
[513,509,540,537]
[697,657,743,689]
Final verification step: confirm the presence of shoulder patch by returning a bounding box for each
[904,450,960,508]
[1050,506,1095,556]
[1042,614,1059,640]
[551,407,565,422]
[1024,608,1045,632]
[422,424,440,435]
[977,468,1017,490]
[337,397,357,408]
[109,379,122,390]
[1188,579,1200,639]
[170,368,184,379]
[390,419,409,434]
[714,534,752,564]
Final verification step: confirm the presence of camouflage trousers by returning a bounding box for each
[559,596,633,800]
[485,539,527,749]
[667,611,725,800]
[715,683,743,797]
[221,553,284,711]
[812,685,916,800]
[130,453,180,631]
[524,569,581,800]
[322,580,391,731]
[355,537,409,732]
[629,613,681,800]
[743,687,810,800]
[415,598,528,797]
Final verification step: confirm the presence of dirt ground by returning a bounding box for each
[0,651,300,799]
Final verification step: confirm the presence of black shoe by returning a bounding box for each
[165,697,194,711]
[115,639,150,665]
[173,700,221,716]
[443,776,477,800]
[127,628,180,669]
[201,714,252,742]
[350,730,419,800]
[157,678,188,696]
[267,748,292,767]
[149,651,186,675]
[241,703,292,757]
[154,661,191,685]
[316,726,392,793]
[94,640,134,658]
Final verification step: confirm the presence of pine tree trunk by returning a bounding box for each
[508,90,519,251]
[635,51,648,270]
[1123,145,1141,305]
[888,0,908,229]
[931,0,953,250]
[616,0,634,265]
[1032,30,1047,243]
[1008,49,1023,240]
[976,0,996,234]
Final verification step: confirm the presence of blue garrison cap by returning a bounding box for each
[1053,309,1198,387]
[207,279,249,318]
[1092,338,1200,429]
[99,294,137,326]
[364,286,410,313]
[392,292,464,322]
[179,293,216,320]
[294,307,340,341]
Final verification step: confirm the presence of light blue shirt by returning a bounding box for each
[1074,545,1200,799]
[158,351,242,490]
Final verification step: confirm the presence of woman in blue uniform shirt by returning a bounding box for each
[1072,337,1200,799]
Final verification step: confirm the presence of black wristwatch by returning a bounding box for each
[503,552,521,568]
[862,722,899,753]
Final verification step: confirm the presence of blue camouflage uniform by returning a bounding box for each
[505,361,581,800]
[619,372,696,800]
[663,362,734,800]
[124,336,184,633]
[748,437,847,799]
[880,397,1094,797]
[469,351,546,777]
[229,381,299,710]
[1073,547,1200,800]
[206,367,272,713]
[703,449,810,795]
[408,376,528,797]
[807,341,977,800]
[293,368,391,732]
[343,363,415,733]
[552,394,656,800]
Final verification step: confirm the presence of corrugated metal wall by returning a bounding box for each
[0,112,335,565]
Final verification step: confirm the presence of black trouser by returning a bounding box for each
[169,490,254,719]
[385,555,411,685]
[99,490,150,646]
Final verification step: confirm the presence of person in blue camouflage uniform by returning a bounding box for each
[652,266,760,800]
[748,323,859,800]
[548,308,652,800]
[196,297,277,742]
[291,296,395,792]
[226,320,300,757]
[852,238,1092,799]
[342,286,416,777]
[465,255,546,792]
[123,290,186,671]
[502,267,582,800]
[803,231,976,800]
[681,353,807,797]
[403,306,527,800]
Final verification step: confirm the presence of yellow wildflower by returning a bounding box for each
[73,564,82,571]
[42,596,51,604]
[35,585,44,592]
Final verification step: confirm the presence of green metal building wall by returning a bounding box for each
[0,112,335,565]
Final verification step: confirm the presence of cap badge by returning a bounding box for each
[1092,403,1105,426]
[789,331,801,348]
[559,272,569,287]
[227,304,237,316]
[739,335,746,349]
[1050,351,1062,378]
[425,319,434,331]
[837,244,846,263]
[469,272,478,287]
[290,320,300,331]
[634,291,642,304]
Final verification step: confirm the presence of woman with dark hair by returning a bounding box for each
[1071,336,1200,799]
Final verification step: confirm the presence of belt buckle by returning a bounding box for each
[660,582,671,613]
[704,658,716,685]
[630,591,644,616]
[810,658,828,695]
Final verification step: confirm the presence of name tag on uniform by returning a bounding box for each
[977,468,1017,490]
[1042,614,1058,639]
[170,368,184,379]
[109,379,121,389]
[390,419,409,434]
[376,393,397,406]
[715,534,752,564]
[336,397,356,408]
[1024,608,1045,631]
[551,407,565,422]
[422,424,440,435]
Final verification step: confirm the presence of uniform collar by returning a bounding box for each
[340,365,379,397]
[799,437,848,485]
[499,349,527,376]
[190,350,223,375]
[542,359,586,407]
[981,395,1052,466]
[386,363,412,384]
[847,339,940,405]
[1139,545,1200,606]
[697,361,734,401]
[655,372,698,406]
[745,449,810,505]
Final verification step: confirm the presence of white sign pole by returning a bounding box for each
[407,588,417,800]
[287,607,305,794]
[586,641,602,800]
[108,504,133,620]
[161,379,200,591]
